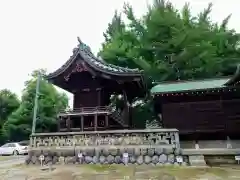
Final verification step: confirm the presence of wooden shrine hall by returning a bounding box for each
[46,37,145,132]
[151,65,240,140]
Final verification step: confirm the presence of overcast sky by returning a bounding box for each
[0,0,239,100]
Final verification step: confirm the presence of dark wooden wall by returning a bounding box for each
[74,91,98,108]
[73,89,109,108]
[162,100,225,133]
[155,91,240,139]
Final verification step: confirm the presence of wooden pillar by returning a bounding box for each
[94,114,98,131]
[105,115,109,128]
[66,116,71,132]
[81,115,84,132]
[174,132,180,149]
[227,136,232,149]
[57,116,61,132]
[97,88,101,106]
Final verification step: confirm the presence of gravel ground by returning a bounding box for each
[1,164,240,180]
[0,156,25,168]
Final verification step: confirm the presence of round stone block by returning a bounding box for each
[115,156,122,164]
[159,154,167,163]
[25,155,31,165]
[58,156,65,165]
[92,156,98,164]
[129,156,136,164]
[52,156,59,164]
[167,154,175,164]
[106,155,114,164]
[147,148,155,157]
[31,156,38,164]
[44,156,53,164]
[99,156,106,164]
[152,155,159,164]
[144,156,151,164]
[136,156,144,165]
[85,156,93,164]
[65,156,76,164]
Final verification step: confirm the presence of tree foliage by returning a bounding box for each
[0,89,20,143]
[99,0,240,84]
[1,70,68,142]
[0,89,20,125]
[99,0,240,127]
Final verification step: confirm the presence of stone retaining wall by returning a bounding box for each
[27,129,186,165]
[26,147,187,165]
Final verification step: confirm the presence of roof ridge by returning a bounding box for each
[155,76,231,85]
[46,37,143,79]
[77,37,141,73]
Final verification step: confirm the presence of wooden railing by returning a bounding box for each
[58,105,127,127]
[110,109,126,127]
[59,106,111,114]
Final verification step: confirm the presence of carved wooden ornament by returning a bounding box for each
[64,62,88,81]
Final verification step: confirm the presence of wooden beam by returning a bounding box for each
[105,115,109,128]
[81,116,84,132]
[94,114,97,131]
[58,111,108,116]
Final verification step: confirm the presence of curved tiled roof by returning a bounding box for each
[46,37,143,79]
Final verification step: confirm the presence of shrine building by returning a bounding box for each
[46,37,146,132]
[151,65,240,141]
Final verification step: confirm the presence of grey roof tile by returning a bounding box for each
[47,37,142,79]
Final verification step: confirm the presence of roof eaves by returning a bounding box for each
[46,48,79,80]
[151,86,228,95]
[46,37,144,79]
[150,78,230,95]
[80,51,143,76]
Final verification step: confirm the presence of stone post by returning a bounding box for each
[174,132,180,149]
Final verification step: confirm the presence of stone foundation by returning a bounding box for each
[26,147,186,165]
[27,129,186,165]
[188,155,206,166]
[205,155,236,165]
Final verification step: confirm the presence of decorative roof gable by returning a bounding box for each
[46,37,143,80]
